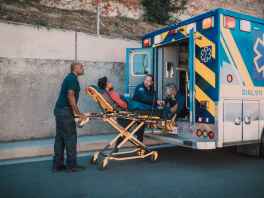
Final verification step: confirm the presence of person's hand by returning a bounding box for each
[157,106,163,109]
[171,114,177,122]
[77,113,87,121]
[157,100,165,106]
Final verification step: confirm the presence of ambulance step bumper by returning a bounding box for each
[144,132,216,150]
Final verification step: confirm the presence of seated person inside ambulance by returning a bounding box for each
[158,83,186,123]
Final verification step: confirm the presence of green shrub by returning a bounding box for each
[120,15,129,23]
[33,18,52,30]
[141,0,188,25]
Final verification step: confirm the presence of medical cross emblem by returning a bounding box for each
[253,33,264,78]
[200,46,212,63]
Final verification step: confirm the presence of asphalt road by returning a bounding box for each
[1,146,264,198]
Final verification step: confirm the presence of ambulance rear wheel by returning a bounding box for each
[150,154,157,163]
[90,156,97,164]
[259,129,264,158]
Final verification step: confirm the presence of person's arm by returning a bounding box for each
[134,86,153,104]
[68,90,87,120]
[109,92,128,110]
[157,100,165,106]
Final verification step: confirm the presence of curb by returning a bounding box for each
[0,134,165,161]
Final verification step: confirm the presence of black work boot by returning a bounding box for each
[52,164,66,172]
[66,165,85,172]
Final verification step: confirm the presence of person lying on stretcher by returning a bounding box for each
[97,76,171,118]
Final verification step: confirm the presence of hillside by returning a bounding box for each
[0,0,166,41]
[0,0,263,41]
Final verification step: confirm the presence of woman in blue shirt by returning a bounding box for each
[159,83,186,124]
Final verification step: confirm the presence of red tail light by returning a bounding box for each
[144,38,150,47]
[209,131,214,139]
[224,16,235,29]
[170,29,177,35]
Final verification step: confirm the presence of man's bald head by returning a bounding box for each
[71,62,82,71]
[70,62,84,77]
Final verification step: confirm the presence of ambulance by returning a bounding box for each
[125,8,264,157]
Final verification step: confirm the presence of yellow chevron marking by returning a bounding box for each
[176,24,215,59]
[152,43,161,47]
[220,14,254,86]
[177,25,187,36]
[195,85,215,117]
[195,58,215,88]
[152,31,169,47]
[162,31,169,42]
[220,34,243,86]
[195,32,215,59]
[171,38,175,42]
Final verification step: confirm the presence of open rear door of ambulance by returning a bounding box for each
[126,48,154,97]
[189,29,195,125]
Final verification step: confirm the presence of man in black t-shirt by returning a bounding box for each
[52,62,87,172]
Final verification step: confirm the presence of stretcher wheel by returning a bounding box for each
[100,161,108,170]
[150,153,158,163]
[76,120,84,128]
[90,156,97,164]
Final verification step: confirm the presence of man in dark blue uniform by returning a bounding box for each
[133,74,162,155]
[52,62,87,172]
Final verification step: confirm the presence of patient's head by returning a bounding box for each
[98,76,113,91]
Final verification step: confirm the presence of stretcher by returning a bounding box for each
[74,85,173,170]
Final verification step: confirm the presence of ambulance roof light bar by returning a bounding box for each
[144,38,150,47]
[240,20,251,32]
[224,16,236,29]
[202,16,214,30]
[186,23,196,35]
[154,34,162,44]
[170,28,177,35]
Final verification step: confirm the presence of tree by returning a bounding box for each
[141,0,189,25]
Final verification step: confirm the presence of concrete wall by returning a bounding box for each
[0,22,75,60]
[77,32,140,62]
[0,21,141,142]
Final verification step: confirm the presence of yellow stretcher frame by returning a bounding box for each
[74,86,172,170]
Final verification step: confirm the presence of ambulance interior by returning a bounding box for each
[157,39,190,119]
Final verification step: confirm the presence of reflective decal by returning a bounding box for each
[200,46,212,63]
[253,30,264,79]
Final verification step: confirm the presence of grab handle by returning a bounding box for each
[244,116,251,125]
[185,80,190,110]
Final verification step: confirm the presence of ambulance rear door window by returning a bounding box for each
[133,53,149,75]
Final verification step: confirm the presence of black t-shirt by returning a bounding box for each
[56,73,80,107]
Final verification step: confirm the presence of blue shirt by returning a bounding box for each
[165,91,185,115]
[133,82,157,107]
[56,73,80,107]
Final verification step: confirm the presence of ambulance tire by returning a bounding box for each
[259,128,264,158]
[90,156,97,164]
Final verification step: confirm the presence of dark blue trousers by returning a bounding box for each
[53,107,77,169]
